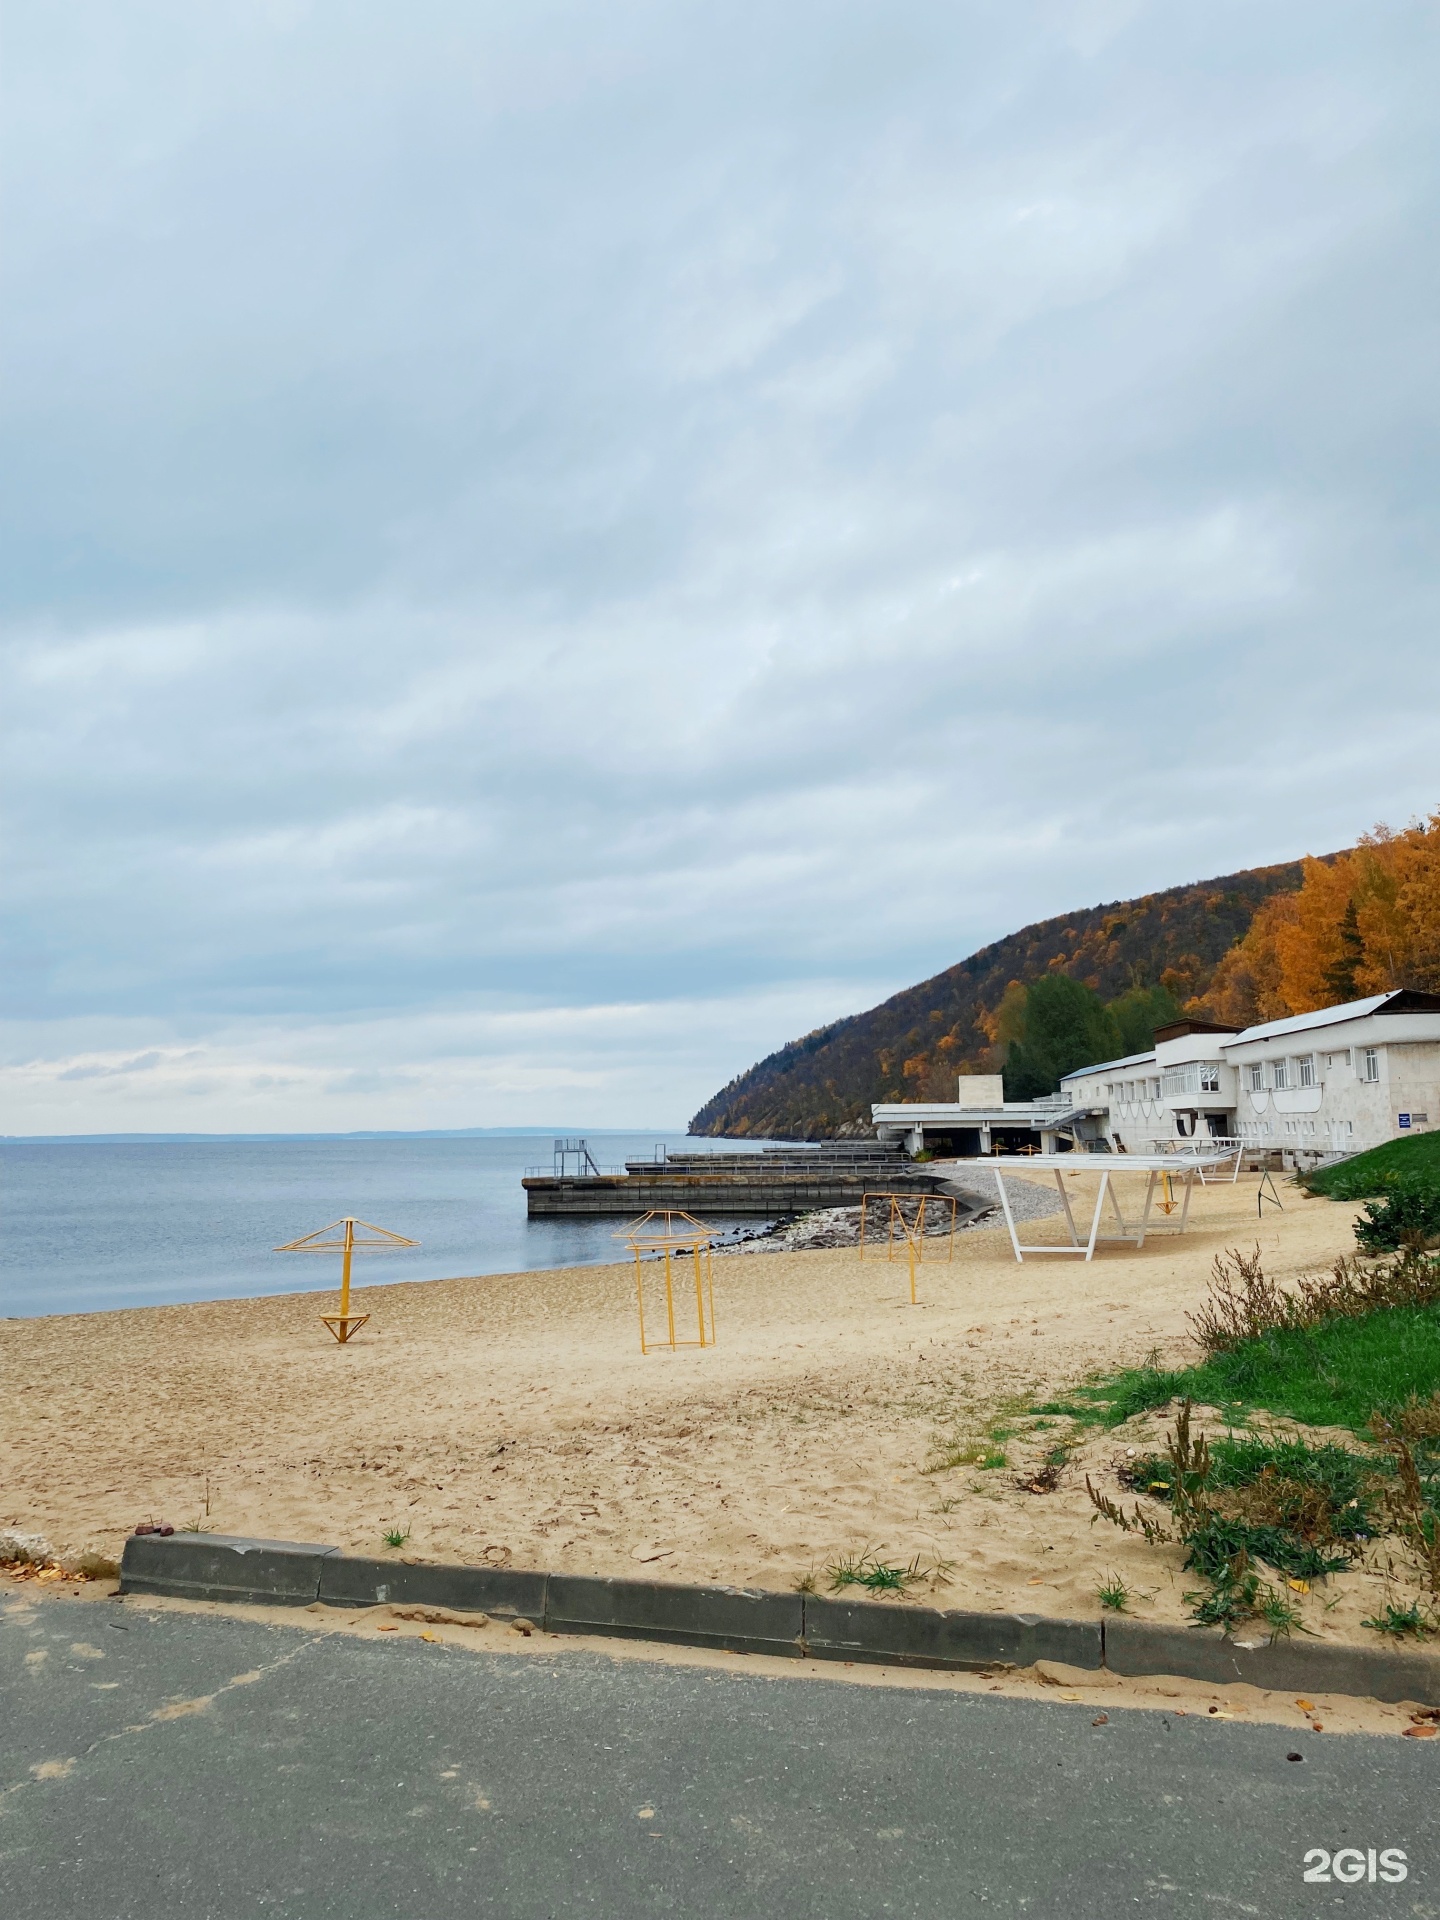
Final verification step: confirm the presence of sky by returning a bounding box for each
[3,0,1439,1135]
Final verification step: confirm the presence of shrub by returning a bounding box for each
[1188,1244,1440,1353]
[1355,1178,1440,1254]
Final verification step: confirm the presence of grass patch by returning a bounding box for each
[1046,1305,1440,1436]
[1302,1131,1440,1200]
[1362,1600,1437,1639]
[1096,1574,1130,1612]
[382,1525,411,1549]
[825,1549,931,1597]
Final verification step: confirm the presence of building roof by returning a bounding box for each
[1222,989,1440,1048]
[1059,1049,1157,1082]
[1154,1018,1240,1044]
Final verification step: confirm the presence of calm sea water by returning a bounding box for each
[0,1132,775,1319]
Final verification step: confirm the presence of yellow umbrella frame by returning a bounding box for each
[617,1210,717,1355]
[274,1216,419,1344]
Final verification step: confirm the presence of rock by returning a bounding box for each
[0,1530,52,1567]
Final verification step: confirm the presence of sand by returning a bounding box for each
[1,1174,1428,1653]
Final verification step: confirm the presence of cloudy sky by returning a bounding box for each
[3,0,1438,1135]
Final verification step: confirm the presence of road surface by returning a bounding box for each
[1,1592,1433,1916]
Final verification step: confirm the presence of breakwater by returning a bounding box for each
[522,1141,951,1218]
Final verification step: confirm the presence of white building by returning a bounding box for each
[871,989,1440,1164]
[1062,989,1440,1161]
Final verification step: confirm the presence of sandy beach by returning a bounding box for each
[2,1173,1415,1649]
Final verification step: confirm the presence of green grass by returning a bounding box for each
[1096,1574,1131,1612]
[1043,1304,1440,1436]
[1362,1600,1436,1639]
[826,1550,929,1596]
[1303,1131,1440,1200]
[382,1525,411,1549]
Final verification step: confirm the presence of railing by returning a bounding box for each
[524,1163,629,1178]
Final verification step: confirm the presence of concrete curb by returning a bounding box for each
[1104,1616,1440,1706]
[547,1574,804,1657]
[118,1534,1440,1704]
[316,1553,548,1620]
[803,1595,1103,1672]
[119,1532,339,1607]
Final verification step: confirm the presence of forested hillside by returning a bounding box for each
[694,809,1440,1140]
[689,860,1307,1139]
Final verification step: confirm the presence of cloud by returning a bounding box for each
[2,0,1438,1131]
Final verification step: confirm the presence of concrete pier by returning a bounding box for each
[522,1142,951,1218]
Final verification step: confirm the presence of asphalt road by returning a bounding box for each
[1,1594,1435,1918]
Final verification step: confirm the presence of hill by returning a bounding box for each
[689,859,1308,1140]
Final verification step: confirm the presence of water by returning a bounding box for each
[0,1132,778,1319]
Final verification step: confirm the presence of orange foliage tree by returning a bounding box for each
[1194,810,1440,1024]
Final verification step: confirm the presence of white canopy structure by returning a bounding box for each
[974,1151,1237,1263]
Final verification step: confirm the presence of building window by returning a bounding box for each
[1362,1047,1379,1083]
[1199,1065,1220,1093]
[1299,1055,1316,1088]
[1273,1059,1290,1090]
[1248,1064,1263,1092]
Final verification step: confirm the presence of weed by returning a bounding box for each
[1189,1245,1440,1356]
[825,1549,928,1597]
[1369,1427,1440,1595]
[1362,1600,1437,1639]
[1259,1584,1306,1639]
[922,1441,988,1472]
[1085,1478,1172,1546]
[793,1569,818,1595]
[1091,1399,1372,1629]
[1097,1574,1130,1612]
[1015,1445,1069,1495]
[382,1525,411,1550]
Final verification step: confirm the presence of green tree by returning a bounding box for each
[1322,898,1365,1002]
[1108,982,1181,1055]
[1002,975,1121,1099]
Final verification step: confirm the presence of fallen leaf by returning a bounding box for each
[420,1631,440,1643]
[1311,1722,1324,1732]
[1296,1699,1315,1712]
[376,1624,399,1632]
[1091,1714,1108,1726]
[1403,1725,1437,1738]
[1287,1579,1310,1594]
